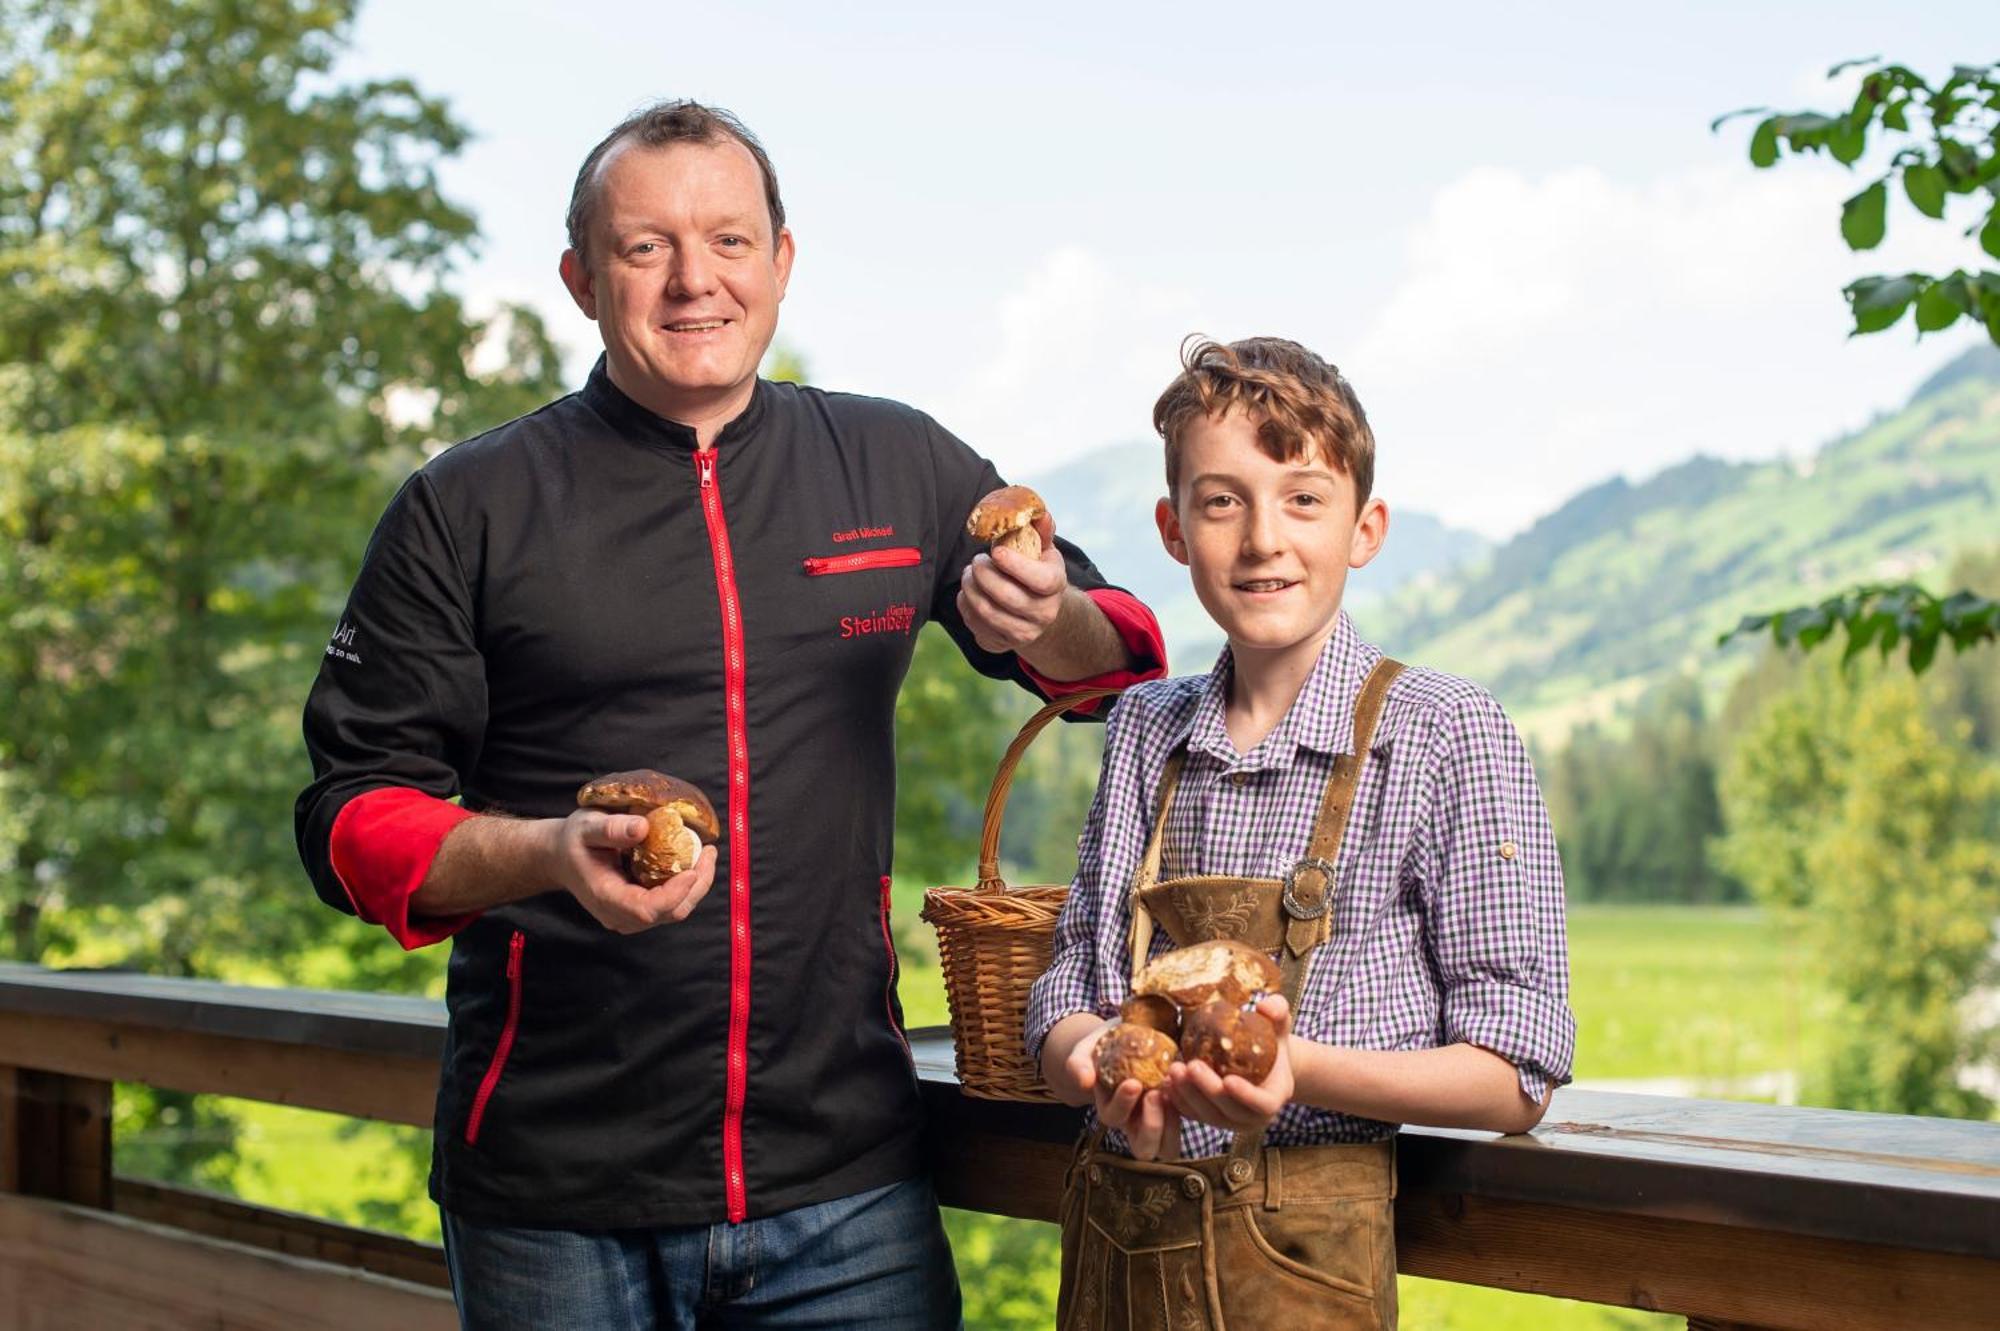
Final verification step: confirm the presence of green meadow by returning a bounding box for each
[165,904,1798,1329]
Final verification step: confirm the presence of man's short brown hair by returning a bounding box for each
[1152,336,1375,507]
[565,100,786,263]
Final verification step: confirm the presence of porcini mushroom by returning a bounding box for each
[1134,939,1282,1010]
[1178,999,1280,1082]
[576,770,720,886]
[1095,1022,1179,1090]
[966,485,1048,561]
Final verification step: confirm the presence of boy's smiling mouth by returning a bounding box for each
[1234,578,1297,593]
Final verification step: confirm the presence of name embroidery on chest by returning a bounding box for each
[840,601,917,639]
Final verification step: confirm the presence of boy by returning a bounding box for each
[1026,337,1575,1329]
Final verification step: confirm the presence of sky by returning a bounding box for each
[342,2,1996,539]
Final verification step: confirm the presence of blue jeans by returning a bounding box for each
[441,1176,964,1330]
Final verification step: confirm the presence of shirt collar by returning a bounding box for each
[579,355,769,452]
[1182,612,1380,767]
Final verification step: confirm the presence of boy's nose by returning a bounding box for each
[1241,505,1284,558]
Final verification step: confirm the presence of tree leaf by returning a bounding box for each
[1841,182,1888,250]
[1914,279,1965,333]
[1845,274,1921,333]
[1981,206,2000,261]
[1749,119,1779,168]
[1902,163,1947,218]
[1883,100,1910,131]
[1828,116,1867,165]
[1908,632,1939,674]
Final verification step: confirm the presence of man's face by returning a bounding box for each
[1155,409,1386,669]
[560,138,794,422]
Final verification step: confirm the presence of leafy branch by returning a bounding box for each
[1714,57,2000,342]
[1720,583,1999,674]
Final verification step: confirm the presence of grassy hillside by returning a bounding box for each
[1370,344,2000,740]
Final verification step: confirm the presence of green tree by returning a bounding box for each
[1717,59,2000,670]
[1547,678,1741,904]
[1715,656,2000,1117]
[0,0,563,978]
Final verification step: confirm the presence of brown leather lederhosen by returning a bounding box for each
[1056,659,1405,1331]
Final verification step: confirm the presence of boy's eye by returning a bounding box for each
[1202,494,1236,511]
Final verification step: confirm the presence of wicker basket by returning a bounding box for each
[920,687,1122,1101]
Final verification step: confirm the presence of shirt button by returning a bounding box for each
[1181,1173,1206,1198]
[1499,840,1519,861]
[1230,772,1249,788]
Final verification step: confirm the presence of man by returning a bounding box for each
[294,100,1163,1329]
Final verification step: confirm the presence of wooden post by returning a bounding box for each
[0,1065,112,1209]
[1687,1319,1781,1330]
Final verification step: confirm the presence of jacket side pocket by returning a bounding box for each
[464,929,525,1145]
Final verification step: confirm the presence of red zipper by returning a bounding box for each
[464,930,525,1145]
[801,547,922,576]
[878,876,911,1060]
[697,446,754,1223]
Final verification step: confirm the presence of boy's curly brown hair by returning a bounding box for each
[1152,336,1375,507]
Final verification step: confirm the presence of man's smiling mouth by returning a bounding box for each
[665,319,728,332]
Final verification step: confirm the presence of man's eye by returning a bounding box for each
[717,236,745,248]
[631,242,657,255]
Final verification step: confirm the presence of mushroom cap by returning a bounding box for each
[965,485,1047,542]
[1095,1022,1178,1090]
[1179,1000,1280,1082]
[576,769,721,840]
[1134,939,1281,1009]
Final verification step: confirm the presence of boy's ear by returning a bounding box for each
[1348,496,1388,570]
[1155,496,1189,566]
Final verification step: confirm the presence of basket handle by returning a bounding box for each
[975,686,1124,891]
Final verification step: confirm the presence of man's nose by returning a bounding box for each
[666,246,717,298]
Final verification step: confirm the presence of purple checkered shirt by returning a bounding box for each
[1025,612,1575,1156]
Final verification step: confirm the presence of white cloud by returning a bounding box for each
[1350,162,1979,538]
[924,247,1203,477]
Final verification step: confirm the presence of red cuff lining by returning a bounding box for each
[1019,587,1169,713]
[328,788,480,950]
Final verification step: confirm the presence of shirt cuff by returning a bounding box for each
[328,787,481,950]
[1441,978,1576,1103]
[1018,587,1169,715]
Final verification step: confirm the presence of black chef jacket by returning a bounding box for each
[295,361,1157,1227]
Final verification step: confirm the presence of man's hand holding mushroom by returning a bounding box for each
[958,485,1131,680]
[556,771,720,935]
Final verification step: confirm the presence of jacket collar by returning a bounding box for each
[579,355,770,452]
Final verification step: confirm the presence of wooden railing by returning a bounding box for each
[0,962,1993,1329]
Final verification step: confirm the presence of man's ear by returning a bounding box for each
[773,226,796,302]
[559,249,598,320]
[1348,496,1389,570]
[1155,496,1189,566]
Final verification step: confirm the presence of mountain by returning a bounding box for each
[1022,442,1490,671]
[1370,343,2000,740]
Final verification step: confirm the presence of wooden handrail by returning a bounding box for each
[0,963,1993,1330]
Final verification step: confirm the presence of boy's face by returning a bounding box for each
[1155,409,1387,668]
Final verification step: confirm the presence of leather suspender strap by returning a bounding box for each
[1280,658,1406,966]
[1233,657,1404,1175]
[1128,749,1187,980]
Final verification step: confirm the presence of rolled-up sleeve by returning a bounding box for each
[1418,689,1575,1102]
[294,471,488,950]
[1024,695,1154,1063]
